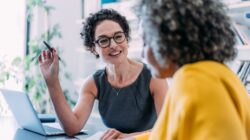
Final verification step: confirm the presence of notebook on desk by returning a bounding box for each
[0,89,87,136]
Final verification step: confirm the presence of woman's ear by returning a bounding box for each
[146,47,178,78]
[91,47,99,56]
[146,47,161,69]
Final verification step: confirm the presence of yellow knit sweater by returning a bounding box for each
[136,61,250,140]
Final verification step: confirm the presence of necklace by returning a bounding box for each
[112,87,122,96]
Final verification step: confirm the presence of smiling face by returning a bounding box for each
[94,20,129,65]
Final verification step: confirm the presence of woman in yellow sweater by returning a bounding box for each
[133,0,250,139]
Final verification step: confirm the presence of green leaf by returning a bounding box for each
[64,72,72,80]
[11,57,22,66]
[6,72,10,80]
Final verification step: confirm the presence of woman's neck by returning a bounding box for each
[106,59,134,86]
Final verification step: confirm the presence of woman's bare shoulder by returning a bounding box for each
[80,75,98,98]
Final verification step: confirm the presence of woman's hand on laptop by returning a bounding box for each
[100,128,128,140]
[100,128,150,140]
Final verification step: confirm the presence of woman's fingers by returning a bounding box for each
[108,131,120,139]
[39,50,55,63]
[52,49,59,62]
[101,129,121,140]
[38,53,43,63]
[47,50,52,59]
[101,129,113,140]
[44,50,51,61]
[42,50,47,61]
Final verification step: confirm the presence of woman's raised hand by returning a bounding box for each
[38,49,59,85]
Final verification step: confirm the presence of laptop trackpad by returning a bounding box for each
[42,123,64,135]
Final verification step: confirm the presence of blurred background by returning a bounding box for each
[0,0,250,127]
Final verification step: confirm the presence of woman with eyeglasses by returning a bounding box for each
[38,9,168,139]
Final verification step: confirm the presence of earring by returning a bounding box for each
[91,47,99,56]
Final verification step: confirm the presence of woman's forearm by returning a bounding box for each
[46,79,82,136]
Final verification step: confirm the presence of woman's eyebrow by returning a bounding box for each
[96,35,108,39]
[96,31,123,38]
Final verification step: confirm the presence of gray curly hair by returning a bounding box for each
[138,0,237,67]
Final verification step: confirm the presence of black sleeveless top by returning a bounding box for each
[93,64,157,133]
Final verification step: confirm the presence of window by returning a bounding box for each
[0,0,26,116]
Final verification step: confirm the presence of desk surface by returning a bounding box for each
[0,116,107,140]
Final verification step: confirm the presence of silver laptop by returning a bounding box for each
[0,89,79,136]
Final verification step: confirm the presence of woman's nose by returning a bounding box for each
[109,39,117,48]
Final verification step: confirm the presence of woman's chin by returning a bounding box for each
[107,58,125,65]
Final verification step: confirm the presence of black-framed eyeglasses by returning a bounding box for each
[94,32,126,48]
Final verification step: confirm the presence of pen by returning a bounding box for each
[43,41,61,61]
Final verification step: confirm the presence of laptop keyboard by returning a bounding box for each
[43,125,64,135]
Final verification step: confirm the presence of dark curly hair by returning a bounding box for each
[80,9,130,57]
[138,0,237,66]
